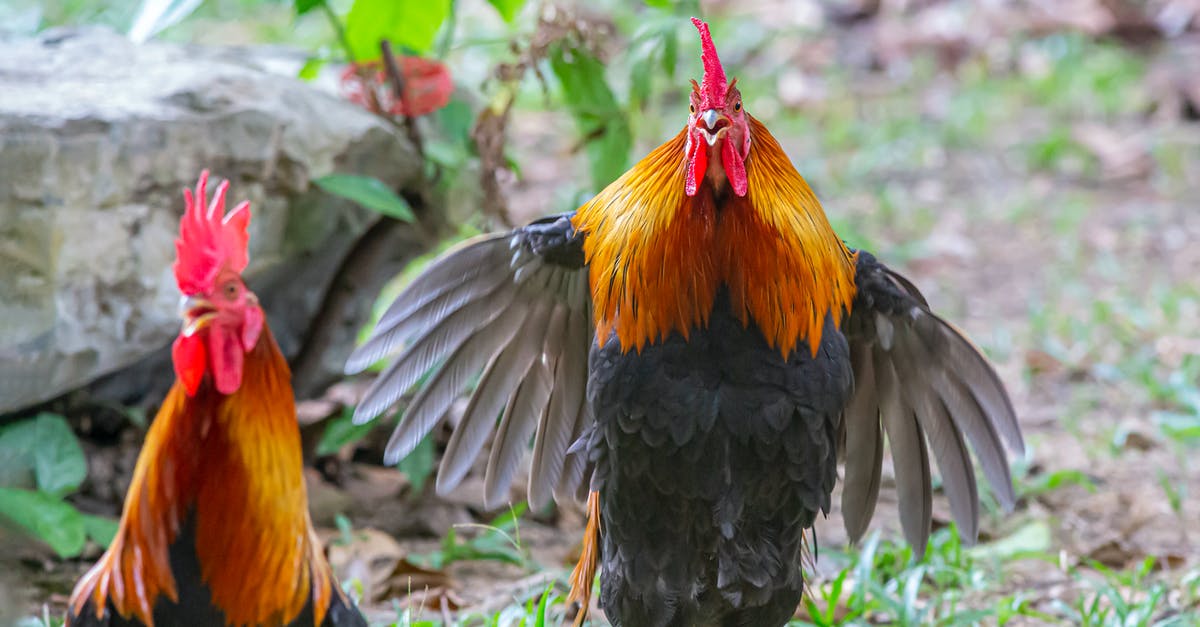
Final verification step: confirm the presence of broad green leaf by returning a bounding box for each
[424,138,467,169]
[317,408,376,456]
[314,174,415,222]
[0,487,86,558]
[395,432,435,492]
[294,0,322,16]
[82,514,119,548]
[549,46,632,191]
[344,0,450,59]
[486,0,525,23]
[0,413,87,497]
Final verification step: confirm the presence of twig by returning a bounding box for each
[318,0,356,62]
[381,39,426,160]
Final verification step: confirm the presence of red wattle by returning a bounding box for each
[172,334,207,396]
[685,135,707,197]
[722,136,747,197]
[209,326,245,396]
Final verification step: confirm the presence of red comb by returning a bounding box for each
[691,17,728,110]
[173,170,251,295]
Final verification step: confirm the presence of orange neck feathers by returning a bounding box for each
[572,115,857,356]
[70,327,337,626]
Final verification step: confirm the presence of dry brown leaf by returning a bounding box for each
[1071,123,1154,180]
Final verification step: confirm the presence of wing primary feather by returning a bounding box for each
[436,296,553,496]
[894,330,980,541]
[841,341,883,543]
[874,348,932,557]
[555,399,593,505]
[922,314,1023,454]
[483,365,551,507]
[373,235,508,331]
[352,284,517,426]
[346,262,513,374]
[346,235,510,373]
[532,291,590,509]
[908,316,1018,510]
[382,300,527,465]
[484,349,554,508]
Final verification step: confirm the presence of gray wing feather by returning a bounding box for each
[896,328,980,541]
[483,302,565,507]
[352,286,517,425]
[843,252,1024,555]
[349,217,593,504]
[873,348,933,557]
[383,300,526,464]
[841,341,883,543]
[530,276,591,509]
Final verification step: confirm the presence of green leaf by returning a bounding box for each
[395,432,435,492]
[0,487,86,558]
[968,520,1052,562]
[661,26,678,78]
[549,46,632,191]
[82,514,119,548]
[0,413,87,497]
[436,98,475,145]
[294,0,322,16]
[298,56,326,81]
[314,174,415,222]
[628,49,654,111]
[317,408,376,456]
[344,0,450,59]
[486,0,525,23]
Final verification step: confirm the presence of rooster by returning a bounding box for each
[348,17,1024,627]
[67,172,366,627]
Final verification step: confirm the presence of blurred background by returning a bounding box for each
[1,0,1198,624]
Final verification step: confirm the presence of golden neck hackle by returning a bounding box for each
[70,328,335,627]
[572,115,857,356]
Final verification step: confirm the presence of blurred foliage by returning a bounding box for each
[0,414,116,558]
[314,173,416,221]
[411,503,528,570]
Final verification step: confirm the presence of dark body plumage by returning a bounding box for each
[586,290,850,626]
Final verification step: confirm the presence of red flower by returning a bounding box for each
[340,56,453,117]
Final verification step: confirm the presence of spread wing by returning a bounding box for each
[346,213,593,509]
[840,250,1024,556]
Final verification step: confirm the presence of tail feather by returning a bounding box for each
[567,491,602,627]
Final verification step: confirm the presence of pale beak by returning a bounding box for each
[179,295,216,337]
[698,109,731,146]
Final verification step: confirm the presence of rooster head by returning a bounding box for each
[171,170,263,396]
[685,17,750,198]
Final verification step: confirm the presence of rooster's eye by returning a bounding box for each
[689,104,696,114]
[223,282,238,300]
[733,101,742,112]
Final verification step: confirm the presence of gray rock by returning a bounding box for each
[0,27,425,414]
